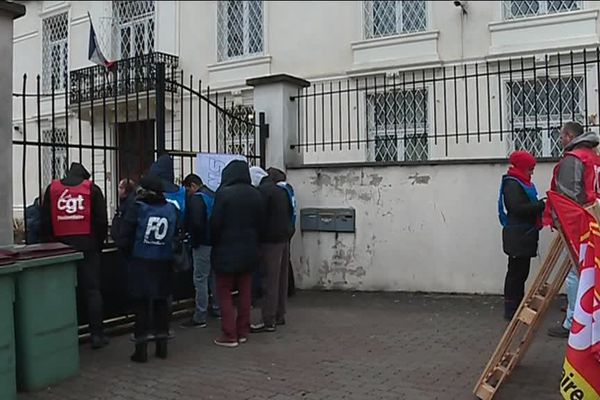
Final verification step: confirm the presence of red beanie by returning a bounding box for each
[509,150,536,171]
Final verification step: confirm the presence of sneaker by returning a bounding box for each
[180,319,207,329]
[548,325,570,338]
[214,337,239,348]
[238,337,248,344]
[250,323,276,333]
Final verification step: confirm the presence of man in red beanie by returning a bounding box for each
[546,122,600,338]
[498,151,545,320]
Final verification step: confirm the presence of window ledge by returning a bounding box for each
[489,9,599,56]
[207,55,272,89]
[350,30,440,74]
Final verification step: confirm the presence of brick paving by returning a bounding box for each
[18,291,567,400]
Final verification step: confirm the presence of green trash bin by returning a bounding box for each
[15,251,83,391]
[0,262,20,400]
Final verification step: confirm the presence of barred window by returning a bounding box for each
[503,1,582,20]
[42,128,69,185]
[367,88,428,162]
[507,76,584,158]
[363,1,427,40]
[217,105,257,164]
[42,13,69,92]
[113,0,155,59]
[217,1,263,62]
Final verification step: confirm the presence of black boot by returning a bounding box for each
[155,339,168,359]
[130,343,148,363]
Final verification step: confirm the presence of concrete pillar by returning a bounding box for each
[247,74,310,170]
[0,1,26,245]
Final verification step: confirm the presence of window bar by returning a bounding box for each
[464,64,469,143]
[519,57,525,144]
[313,84,317,152]
[64,72,70,170]
[497,60,503,142]
[330,80,333,150]
[442,67,448,155]
[347,79,351,150]
[37,75,42,199]
[78,73,83,162]
[124,62,130,181]
[597,47,600,130]
[422,69,427,158]
[338,80,342,150]
[412,71,417,156]
[558,52,563,130]
[199,79,202,153]
[304,86,309,151]
[486,61,492,142]
[102,69,108,202]
[190,74,194,172]
[215,90,219,154]
[475,62,481,143]
[51,76,56,179]
[374,75,379,155]
[433,67,438,145]
[91,69,96,180]
[180,70,185,171]
[545,54,550,153]
[114,64,120,191]
[356,78,360,150]
[583,49,589,131]
[297,87,301,152]
[207,86,211,153]
[321,82,325,151]
[402,72,407,152]
[570,51,575,123]
[135,67,142,180]
[21,74,27,235]
[453,65,458,144]
[171,66,175,153]
[393,73,398,150]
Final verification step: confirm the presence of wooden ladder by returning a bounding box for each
[473,233,574,400]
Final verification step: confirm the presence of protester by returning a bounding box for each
[25,197,41,244]
[546,122,600,338]
[249,166,269,303]
[267,167,297,297]
[211,160,264,347]
[150,154,186,215]
[180,173,220,329]
[251,167,295,333]
[498,151,545,320]
[111,179,136,240]
[113,174,179,362]
[40,162,109,349]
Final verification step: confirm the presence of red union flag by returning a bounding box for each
[546,192,600,400]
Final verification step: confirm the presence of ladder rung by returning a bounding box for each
[475,382,495,400]
[518,307,537,325]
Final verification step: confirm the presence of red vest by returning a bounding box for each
[550,148,600,205]
[50,180,92,237]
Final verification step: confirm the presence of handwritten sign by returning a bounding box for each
[195,153,247,191]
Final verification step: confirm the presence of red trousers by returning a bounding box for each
[215,272,252,341]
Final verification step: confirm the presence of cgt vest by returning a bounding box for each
[50,180,92,237]
[550,147,600,205]
[132,201,178,261]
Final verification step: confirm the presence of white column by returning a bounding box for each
[0,2,25,246]
[247,74,309,170]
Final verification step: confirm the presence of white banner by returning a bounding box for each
[195,153,247,191]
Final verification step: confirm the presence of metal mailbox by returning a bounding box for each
[300,208,355,233]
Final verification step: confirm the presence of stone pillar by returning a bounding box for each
[247,74,310,170]
[0,2,26,245]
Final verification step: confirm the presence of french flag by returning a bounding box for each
[88,12,114,69]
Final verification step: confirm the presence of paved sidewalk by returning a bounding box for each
[18,291,566,400]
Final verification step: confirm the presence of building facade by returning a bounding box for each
[11,0,600,293]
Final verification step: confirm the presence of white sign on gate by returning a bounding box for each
[195,153,247,192]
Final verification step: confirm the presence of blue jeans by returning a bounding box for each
[192,246,219,323]
[563,267,579,330]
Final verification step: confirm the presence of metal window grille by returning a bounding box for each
[113,0,155,59]
[507,76,584,158]
[367,88,428,162]
[363,1,427,40]
[218,104,258,163]
[503,0,582,20]
[42,12,69,92]
[217,1,264,62]
[42,128,68,186]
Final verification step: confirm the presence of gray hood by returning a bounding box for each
[565,131,600,151]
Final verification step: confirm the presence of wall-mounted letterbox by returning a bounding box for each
[300,208,355,233]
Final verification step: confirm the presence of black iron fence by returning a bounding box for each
[291,48,600,164]
[13,54,266,243]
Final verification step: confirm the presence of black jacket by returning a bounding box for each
[186,186,214,248]
[210,160,265,274]
[501,177,545,258]
[113,189,177,299]
[41,163,108,251]
[149,155,179,193]
[258,178,293,243]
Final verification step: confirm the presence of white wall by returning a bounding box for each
[288,162,558,294]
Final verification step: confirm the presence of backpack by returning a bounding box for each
[196,190,215,241]
[277,182,297,226]
[497,176,539,227]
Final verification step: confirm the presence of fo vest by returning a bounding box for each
[551,147,600,204]
[50,180,92,237]
[132,202,177,261]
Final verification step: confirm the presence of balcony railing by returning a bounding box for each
[69,52,179,104]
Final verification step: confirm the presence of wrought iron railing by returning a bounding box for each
[69,51,179,103]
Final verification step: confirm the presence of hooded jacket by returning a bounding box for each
[555,131,600,205]
[149,155,179,193]
[186,185,215,248]
[41,162,108,251]
[210,160,265,274]
[258,174,294,243]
